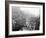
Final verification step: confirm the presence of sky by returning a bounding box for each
[20,7,40,17]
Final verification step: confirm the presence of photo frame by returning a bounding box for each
[5,1,45,37]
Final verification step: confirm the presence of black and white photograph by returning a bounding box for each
[12,6,40,31]
[5,1,45,37]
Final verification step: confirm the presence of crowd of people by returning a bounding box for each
[12,16,40,31]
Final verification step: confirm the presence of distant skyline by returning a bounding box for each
[12,6,40,18]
